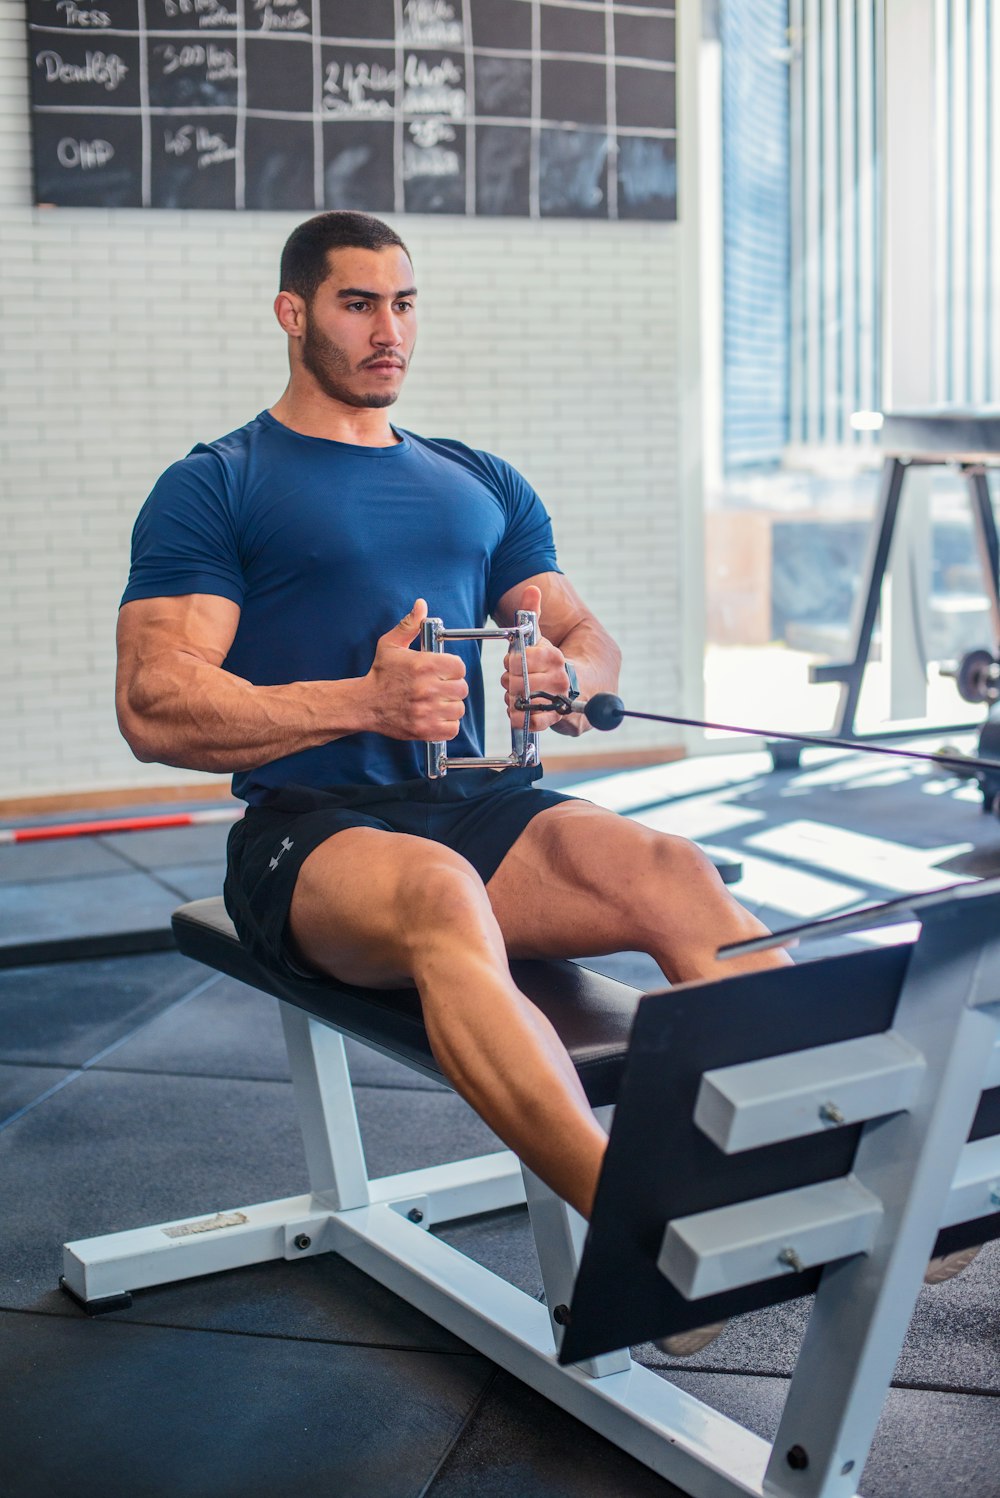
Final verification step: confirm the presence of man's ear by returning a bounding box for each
[274,291,306,338]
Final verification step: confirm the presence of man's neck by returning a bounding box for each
[269,385,401,447]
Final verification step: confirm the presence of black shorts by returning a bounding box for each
[223,765,576,979]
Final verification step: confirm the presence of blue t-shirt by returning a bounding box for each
[121,411,560,803]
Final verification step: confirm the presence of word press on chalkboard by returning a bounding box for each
[27,0,677,218]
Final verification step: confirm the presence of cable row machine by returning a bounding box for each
[61,875,1000,1498]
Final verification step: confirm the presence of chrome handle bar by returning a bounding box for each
[420,612,540,778]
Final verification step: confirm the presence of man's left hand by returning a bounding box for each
[502,584,576,732]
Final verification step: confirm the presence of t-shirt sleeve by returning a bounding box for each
[120,449,245,608]
[485,457,561,616]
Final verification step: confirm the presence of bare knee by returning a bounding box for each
[394,851,496,964]
[647,830,722,887]
[289,831,494,987]
[639,829,783,978]
[609,829,726,935]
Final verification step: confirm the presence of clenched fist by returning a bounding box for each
[501,584,574,732]
[364,599,468,741]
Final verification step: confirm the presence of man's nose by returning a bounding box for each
[372,307,403,346]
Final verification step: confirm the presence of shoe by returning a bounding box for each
[923,1243,982,1285]
[655,1320,728,1357]
[655,1248,981,1358]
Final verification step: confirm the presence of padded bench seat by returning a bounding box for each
[172,896,645,1106]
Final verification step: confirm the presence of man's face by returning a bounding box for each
[299,246,417,409]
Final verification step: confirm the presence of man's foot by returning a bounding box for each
[923,1243,982,1285]
[655,1320,728,1357]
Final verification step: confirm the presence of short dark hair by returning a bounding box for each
[279,211,412,302]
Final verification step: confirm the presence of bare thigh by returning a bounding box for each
[287,824,486,988]
[486,801,684,957]
[486,800,778,981]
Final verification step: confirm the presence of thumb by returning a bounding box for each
[384,598,428,647]
[519,584,542,623]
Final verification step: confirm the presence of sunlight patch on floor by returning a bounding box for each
[723,851,866,919]
[633,801,765,841]
[744,819,975,893]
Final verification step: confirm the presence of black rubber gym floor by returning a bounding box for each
[1,749,998,1498]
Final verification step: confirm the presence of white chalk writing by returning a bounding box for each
[401,0,462,45]
[161,0,238,26]
[408,117,455,148]
[198,139,237,166]
[163,122,236,168]
[252,0,308,26]
[323,59,398,116]
[36,48,128,89]
[402,54,464,117]
[403,142,459,178]
[56,135,114,168]
[55,1,111,27]
[164,123,195,153]
[158,42,239,80]
[256,4,308,29]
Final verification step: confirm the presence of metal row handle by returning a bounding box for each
[420,611,540,778]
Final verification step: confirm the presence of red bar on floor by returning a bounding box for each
[0,809,241,844]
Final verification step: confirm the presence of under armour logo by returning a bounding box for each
[269,837,294,872]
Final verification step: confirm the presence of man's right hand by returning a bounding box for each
[365,599,468,741]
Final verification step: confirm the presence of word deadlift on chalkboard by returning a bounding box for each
[27,0,678,218]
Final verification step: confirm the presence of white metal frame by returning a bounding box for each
[62,942,999,1498]
[62,1007,774,1496]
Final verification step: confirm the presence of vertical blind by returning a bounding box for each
[787,0,998,448]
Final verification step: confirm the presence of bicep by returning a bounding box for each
[117,594,242,688]
[493,571,592,647]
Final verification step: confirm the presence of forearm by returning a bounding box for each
[552,618,621,738]
[119,655,370,772]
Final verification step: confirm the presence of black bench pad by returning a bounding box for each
[172,897,645,1106]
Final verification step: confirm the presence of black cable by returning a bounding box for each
[516,691,1000,778]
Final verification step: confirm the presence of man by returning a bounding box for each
[117,210,786,1235]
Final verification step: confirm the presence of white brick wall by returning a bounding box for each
[1,0,685,800]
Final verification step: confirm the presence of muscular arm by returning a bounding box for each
[494,572,621,738]
[116,594,467,772]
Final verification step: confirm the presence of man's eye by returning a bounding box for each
[394,300,413,313]
[346,301,369,312]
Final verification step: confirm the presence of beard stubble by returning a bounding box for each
[300,322,407,409]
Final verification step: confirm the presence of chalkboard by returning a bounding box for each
[27,0,677,218]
